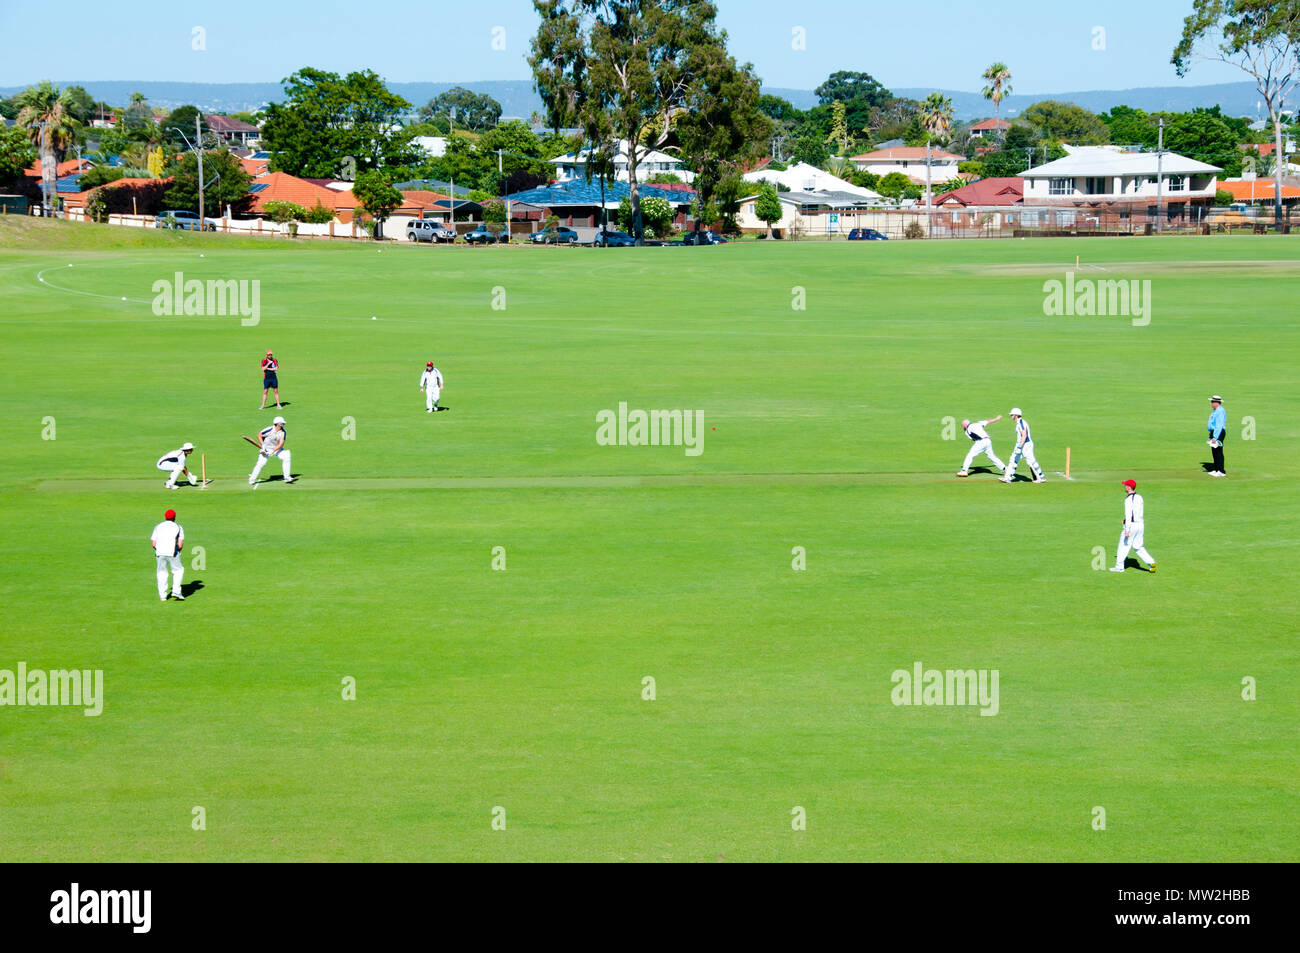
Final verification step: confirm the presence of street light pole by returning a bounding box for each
[1155,118,1164,235]
[196,114,206,220]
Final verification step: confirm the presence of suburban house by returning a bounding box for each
[1019,145,1221,217]
[968,118,1010,139]
[735,186,881,235]
[548,141,694,184]
[206,114,260,148]
[499,180,696,229]
[741,161,882,201]
[246,171,355,222]
[931,176,1024,207]
[851,146,963,183]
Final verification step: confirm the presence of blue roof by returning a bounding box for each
[499,180,690,206]
[56,175,83,193]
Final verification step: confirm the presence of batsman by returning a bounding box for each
[245,416,294,486]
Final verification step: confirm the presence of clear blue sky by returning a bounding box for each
[0,0,1243,92]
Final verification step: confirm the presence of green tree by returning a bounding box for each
[163,106,209,148]
[121,92,156,142]
[1020,101,1110,144]
[875,171,913,200]
[263,200,308,223]
[1174,0,1300,228]
[616,194,675,237]
[419,87,503,131]
[164,149,252,217]
[351,168,403,239]
[481,199,508,237]
[675,46,768,234]
[792,135,829,167]
[1100,104,1157,147]
[826,101,849,151]
[0,125,37,188]
[61,85,97,124]
[530,0,732,243]
[1166,107,1245,176]
[15,81,81,213]
[980,63,1013,121]
[261,67,420,178]
[303,200,337,224]
[752,181,783,237]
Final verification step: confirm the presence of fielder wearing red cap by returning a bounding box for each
[260,350,281,410]
[150,509,186,600]
[1111,480,1156,573]
[419,361,444,413]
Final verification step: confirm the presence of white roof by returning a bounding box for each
[550,140,682,168]
[1021,146,1220,178]
[743,161,881,200]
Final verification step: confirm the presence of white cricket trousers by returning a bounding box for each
[1005,440,1043,479]
[1115,526,1154,568]
[156,553,183,599]
[250,448,292,482]
[157,460,186,487]
[962,437,1006,472]
[425,386,441,411]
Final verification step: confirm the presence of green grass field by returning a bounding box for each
[1,217,1296,861]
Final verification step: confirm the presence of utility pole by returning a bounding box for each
[1155,117,1164,235]
[497,147,511,241]
[925,136,933,237]
[196,114,206,221]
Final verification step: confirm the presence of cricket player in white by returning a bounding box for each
[249,416,294,485]
[1000,408,1045,483]
[419,361,443,412]
[1111,479,1156,573]
[150,508,185,601]
[156,443,195,489]
[957,415,1006,477]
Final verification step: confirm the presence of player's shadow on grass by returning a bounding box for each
[1200,461,1217,472]
[258,474,300,483]
[1119,558,1154,572]
[180,580,205,597]
[432,405,450,412]
[1003,473,1034,482]
[969,466,998,475]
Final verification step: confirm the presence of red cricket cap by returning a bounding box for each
[1121,480,1137,489]
[164,509,177,520]
[266,349,273,354]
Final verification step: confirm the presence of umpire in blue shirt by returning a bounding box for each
[1206,395,1227,477]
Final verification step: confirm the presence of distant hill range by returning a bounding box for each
[0,78,1273,123]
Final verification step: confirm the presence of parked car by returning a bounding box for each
[529,225,578,244]
[592,229,635,247]
[463,224,509,244]
[847,228,889,241]
[681,229,727,245]
[155,210,216,231]
[407,219,457,243]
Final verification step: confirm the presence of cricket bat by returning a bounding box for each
[241,435,262,448]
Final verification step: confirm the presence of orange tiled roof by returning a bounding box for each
[247,171,354,221]
[1218,179,1300,201]
[26,157,95,177]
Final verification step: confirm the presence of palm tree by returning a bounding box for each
[920,92,955,143]
[981,63,1013,122]
[16,80,81,215]
[919,93,955,230]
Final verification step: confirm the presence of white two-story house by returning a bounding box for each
[549,140,694,184]
[1019,146,1221,217]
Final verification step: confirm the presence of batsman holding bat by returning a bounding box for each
[246,416,294,486]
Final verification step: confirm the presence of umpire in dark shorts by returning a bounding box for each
[1206,395,1227,477]
[260,349,281,410]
